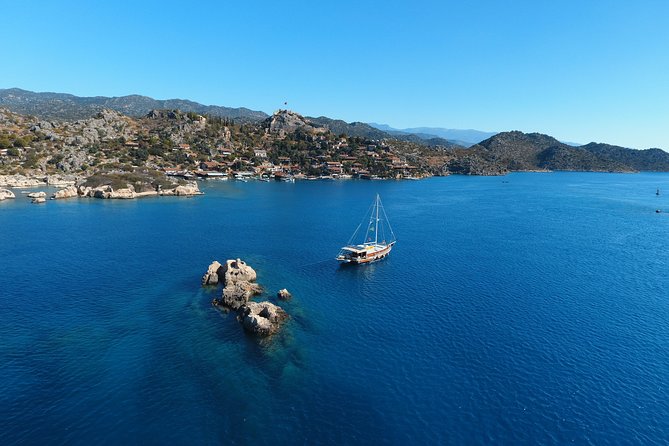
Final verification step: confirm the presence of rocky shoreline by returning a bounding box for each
[0,174,202,201]
[203,259,289,337]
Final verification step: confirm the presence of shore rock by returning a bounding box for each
[202,261,223,286]
[0,175,45,188]
[109,186,136,199]
[0,188,16,200]
[52,185,78,199]
[277,288,292,301]
[31,197,46,204]
[239,301,289,337]
[92,186,112,199]
[174,182,202,196]
[27,191,47,199]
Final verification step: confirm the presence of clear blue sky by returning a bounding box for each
[1,0,668,149]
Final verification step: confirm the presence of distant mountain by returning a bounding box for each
[308,116,389,139]
[469,131,669,172]
[309,116,463,149]
[368,123,497,147]
[0,88,268,122]
[580,142,669,171]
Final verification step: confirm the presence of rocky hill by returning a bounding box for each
[0,108,444,180]
[580,143,669,171]
[2,98,669,181]
[0,88,268,123]
[469,131,664,172]
[0,89,465,150]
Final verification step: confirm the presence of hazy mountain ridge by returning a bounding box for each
[0,88,268,123]
[369,123,497,147]
[309,116,463,149]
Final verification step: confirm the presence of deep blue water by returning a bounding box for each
[2,172,669,445]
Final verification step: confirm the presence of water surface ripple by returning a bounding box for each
[1,173,669,444]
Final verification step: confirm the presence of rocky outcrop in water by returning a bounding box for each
[205,258,289,337]
[221,281,263,310]
[222,259,257,284]
[27,191,46,199]
[202,261,223,286]
[31,197,46,204]
[0,188,15,200]
[214,259,261,310]
[239,301,288,336]
[277,288,292,301]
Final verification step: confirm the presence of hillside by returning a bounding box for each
[0,89,467,150]
[2,88,669,182]
[580,143,669,171]
[0,108,443,181]
[471,131,669,172]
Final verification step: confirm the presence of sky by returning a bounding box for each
[1,0,668,149]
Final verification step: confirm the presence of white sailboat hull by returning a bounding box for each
[336,242,395,264]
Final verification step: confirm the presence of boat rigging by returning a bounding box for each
[336,194,396,264]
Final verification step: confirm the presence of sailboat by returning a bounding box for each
[336,194,397,264]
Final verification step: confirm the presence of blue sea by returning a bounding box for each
[2,172,669,445]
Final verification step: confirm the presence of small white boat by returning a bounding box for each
[337,194,396,264]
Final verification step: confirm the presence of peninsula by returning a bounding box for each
[2,88,669,189]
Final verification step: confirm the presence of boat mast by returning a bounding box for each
[374,194,379,245]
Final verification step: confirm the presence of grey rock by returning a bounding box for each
[0,188,16,200]
[221,258,257,284]
[202,261,223,286]
[52,185,78,199]
[239,301,288,337]
[277,288,292,301]
[220,281,262,310]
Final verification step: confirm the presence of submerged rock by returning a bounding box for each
[239,301,288,337]
[0,188,16,200]
[277,288,292,301]
[31,197,46,204]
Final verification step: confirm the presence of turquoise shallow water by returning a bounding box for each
[1,173,669,444]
